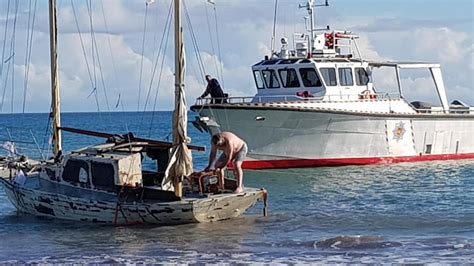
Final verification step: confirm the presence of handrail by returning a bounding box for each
[194,92,402,105]
[194,95,473,115]
[414,107,473,115]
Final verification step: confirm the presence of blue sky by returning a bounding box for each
[0,0,472,112]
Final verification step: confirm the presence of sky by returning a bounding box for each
[0,0,472,113]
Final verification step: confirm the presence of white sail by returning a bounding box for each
[162,1,193,192]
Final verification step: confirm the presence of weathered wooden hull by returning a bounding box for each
[0,178,264,225]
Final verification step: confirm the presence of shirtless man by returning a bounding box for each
[204,132,248,193]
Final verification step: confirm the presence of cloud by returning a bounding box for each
[354,17,451,33]
[0,0,472,114]
[361,26,473,104]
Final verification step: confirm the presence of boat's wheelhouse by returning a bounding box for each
[251,58,373,102]
[37,142,171,195]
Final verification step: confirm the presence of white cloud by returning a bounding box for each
[0,0,472,114]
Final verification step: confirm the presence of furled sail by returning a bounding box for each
[162,1,193,192]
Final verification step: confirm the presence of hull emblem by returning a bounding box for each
[392,121,406,141]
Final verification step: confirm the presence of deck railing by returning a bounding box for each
[194,92,402,105]
[414,107,474,115]
[194,94,474,115]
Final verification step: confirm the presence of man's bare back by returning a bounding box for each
[218,132,245,160]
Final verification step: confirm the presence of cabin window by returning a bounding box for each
[278,69,300,88]
[62,159,90,185]
[262,69,280,89]
[91,162,116,189]
[355,67,369,86]
[299,68,322,87]
[319,68,337,86]
[338,68,354,86]
[253,70,265,89]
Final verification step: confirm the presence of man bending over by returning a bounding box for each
[205,132,247,193]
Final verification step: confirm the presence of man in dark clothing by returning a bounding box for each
[199,75,226,104]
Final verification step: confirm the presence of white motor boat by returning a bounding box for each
[191,0,474,169]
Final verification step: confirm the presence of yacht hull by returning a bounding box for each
[192,105,474,169]
[0,178,264,225]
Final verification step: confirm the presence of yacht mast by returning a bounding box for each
[174,0,182,98]
[162,0,193,197]
[174,0,183,197]
[49,0,62,157]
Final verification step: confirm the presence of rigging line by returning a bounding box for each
[71,1,95,93]
[212,2,225,89]
[204,1,219,77]
[282,1,287,38]
[22,0,38,114]
[22,0,32,114]
[1,56,12,112]
[183,3,208,113]
[9,0,19,113]
[41,106,52,156]
[87,0,96,90]
[137,1,149,111]
[142,0,173,113]
[183,0,206,84]
[71,1,99,111]
[91,33,111,111]
[184,15,205,87]
[148,2,162,80]
[6,127,13,142]
[86,0,101,113]
[270,0,278,55]
[208,1,229,132]
[29,129,45,161]
[148,5,172,137]
[184,0,205,76]
[88,7,111,113]
[0,0,11,109]
[99,0,122,111]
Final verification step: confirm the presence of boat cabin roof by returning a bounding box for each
[369,61,441,69]
[253,57,363,67]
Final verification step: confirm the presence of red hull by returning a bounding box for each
[241,154,474,170]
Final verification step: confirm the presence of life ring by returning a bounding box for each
[325,33,334,49]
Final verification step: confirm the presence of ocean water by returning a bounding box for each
[0,112,473,263]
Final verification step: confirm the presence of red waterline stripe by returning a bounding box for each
[240,153,474,170]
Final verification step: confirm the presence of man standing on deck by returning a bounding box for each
[204,132,247,193]
[198,75,226,104]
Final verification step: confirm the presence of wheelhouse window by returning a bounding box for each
[320,68,337,86]
[299,68,322,87]
[253,70,265,89]
[355,67,370,86]
[91,162,115,189]
[62,159,90,185]
[278,69,300,88]
[338,68,354,86]
[262,69,280,89]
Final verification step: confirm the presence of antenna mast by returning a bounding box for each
[270,0,278,56]
[299,0,329,56]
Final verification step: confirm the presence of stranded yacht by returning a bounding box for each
[191,0,474,169]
